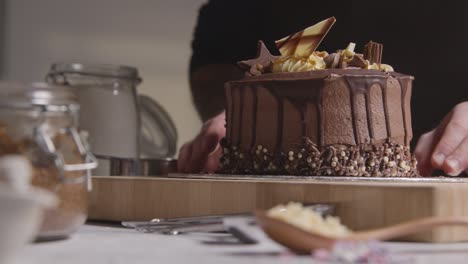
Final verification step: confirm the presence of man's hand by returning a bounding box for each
[415,101,468,176]
[177,111,226,173]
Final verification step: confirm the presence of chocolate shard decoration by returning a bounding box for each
[275,17,336,57]
[238,40,281,76]
[363,41,383,64]
[348,54,367,68]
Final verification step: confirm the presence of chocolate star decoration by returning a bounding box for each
[238,41,280,76]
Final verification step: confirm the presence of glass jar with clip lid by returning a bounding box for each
[0,82,97,240]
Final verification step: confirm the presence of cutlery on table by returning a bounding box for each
[121,203,334,230]
[121,204,334,245]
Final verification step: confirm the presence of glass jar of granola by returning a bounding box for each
[0,82,97,240]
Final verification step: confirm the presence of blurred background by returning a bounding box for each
[0,0,206,152]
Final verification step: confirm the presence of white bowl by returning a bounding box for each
[0,184,57,264]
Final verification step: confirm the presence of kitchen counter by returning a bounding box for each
[14,223,468,264]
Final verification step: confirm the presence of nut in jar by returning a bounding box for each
[0,82,97,240]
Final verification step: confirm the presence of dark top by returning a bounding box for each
[190,0,468,147]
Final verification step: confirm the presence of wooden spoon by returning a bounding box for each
[255,210,468,254]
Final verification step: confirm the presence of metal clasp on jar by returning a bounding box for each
[35,126,97,191]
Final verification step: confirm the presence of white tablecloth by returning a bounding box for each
[14,223,468,264]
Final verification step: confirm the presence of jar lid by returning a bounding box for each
[0,82,78,111]
[48,63,141,82]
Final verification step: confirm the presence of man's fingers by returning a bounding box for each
[431,103,468,169]
[414,130,436,176]
[196,121,225,171]
[187,126,223,172]
[188,137,205,172]
[431,120,468,168]
[175,111,227,173]
[180,122,224,173]
[203,145,222,173]
[201,127,224,154]
[177,143,192,172]
[443,136,468,176]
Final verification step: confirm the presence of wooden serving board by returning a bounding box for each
[88,174,468,242]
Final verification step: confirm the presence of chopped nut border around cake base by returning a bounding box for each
[218,137,418,177]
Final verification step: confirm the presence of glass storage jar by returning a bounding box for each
[46,63,178,176]
[47,63,142,160]
[0,82,97,240]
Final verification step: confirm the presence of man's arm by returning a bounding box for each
[190,64,243,122]
[179,0,258,172]
[189,0,259,121]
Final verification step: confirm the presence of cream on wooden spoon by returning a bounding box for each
[257,203,468,254]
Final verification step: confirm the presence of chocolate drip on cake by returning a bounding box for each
[270,81,322,151]
[238,86,244,147]
[250,87,258,150]
[275,98,284,155]
[381,81,391,141]
[300,103,307,138]
[344,76,389,144]
[349,86,360,144]
[397,77,413,146]
[316,88,323,149]
[230,85,240,145]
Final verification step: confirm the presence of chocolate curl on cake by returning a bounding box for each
[238,41,281,76]
[275,17,336,57]
[326,43,367,69]
[324,53,340,68]
[363,41,383,64]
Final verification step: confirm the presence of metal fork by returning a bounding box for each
[122,213,250,229]
[123,203,334,234]
[122,203,334,229]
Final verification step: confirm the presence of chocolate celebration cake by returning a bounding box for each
[219,17,418,177]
